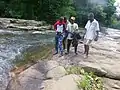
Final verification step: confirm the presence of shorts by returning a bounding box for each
[83,39,92,45]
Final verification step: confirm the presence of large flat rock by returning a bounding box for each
[41,74,81,90]
[7,60,59,90]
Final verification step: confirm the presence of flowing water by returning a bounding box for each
[0,29,55,90]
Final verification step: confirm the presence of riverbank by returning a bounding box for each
[6,28,120,90]
[11,44,54,75]
[0,18,52,31]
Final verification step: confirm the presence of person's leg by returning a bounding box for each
[74,44,78,55]
[84,40,92,57]
[63,37,66,50]
[72,38,78,54]
[54,34,58,54]
[58,35,63,56]
[86,45,89,56]
[67,39,72,53]
[63,32,68,50]
[83,39,87,54]
[84,45,87,54]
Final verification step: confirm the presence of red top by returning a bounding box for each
[54,20,65,31]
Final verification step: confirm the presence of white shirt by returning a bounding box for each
[56,24,64,33]
[66,23,78,39]
[84,19,100,40]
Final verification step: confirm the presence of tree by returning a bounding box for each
[104,0,116,26]
[74,0,116,27]
[0,0,76,23]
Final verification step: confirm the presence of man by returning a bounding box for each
[84,13,100,58]
[66,16,79,55]
[54,17,65,56]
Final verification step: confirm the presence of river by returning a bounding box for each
[0,29,55,90]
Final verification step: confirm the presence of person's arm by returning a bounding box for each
[54,21,58,31]
[54,23,57,30]
[84,28,87,36]
[66,24,69,32]
[75,24,79,33]
[94,22,100,41]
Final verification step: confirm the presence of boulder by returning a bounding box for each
[79,62,107,77]
[102,64,120,80]
[46,66,67,79]
[10,19,17,23]
[41,74,81,90]
[6,60,59,90]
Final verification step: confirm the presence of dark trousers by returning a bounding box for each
[55,35,58,53]
[63,37,66,50]
[63,32,68,50]
[67,39,78,53]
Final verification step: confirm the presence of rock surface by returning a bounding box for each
[41,74,81,90]
[6,60,59,90]
[103,78,120,90]
[46,66,67,79]
[0,18,52,30]
[51,29,120,81]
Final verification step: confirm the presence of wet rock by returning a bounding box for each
[0,21,5,29]
[6,24,15,28]
[46,66,67,79]
[10,19,17,23]
[0,18,52,31]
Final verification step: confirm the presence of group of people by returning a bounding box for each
[53,13,100,58]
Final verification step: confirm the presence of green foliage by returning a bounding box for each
[92,5,107,25]
[66,66,103,90]
[75,0,116,27]
[104,0,116,26]
[110,21,120,30]
[0,1,7,17]
[77,71,103,90]
[0,0,76,23]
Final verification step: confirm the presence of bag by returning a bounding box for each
[71,33,79,47]
[71,32,81,40]
[76,33,81,39]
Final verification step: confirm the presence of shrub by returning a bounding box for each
[66,66,103,90]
